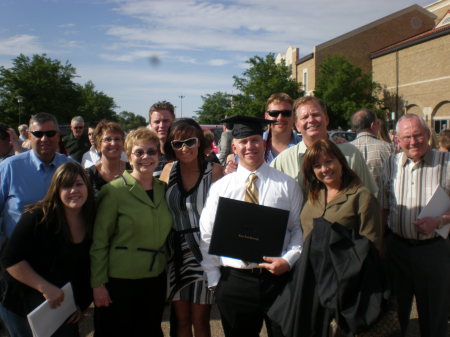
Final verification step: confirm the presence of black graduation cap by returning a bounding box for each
[220,115,275,139]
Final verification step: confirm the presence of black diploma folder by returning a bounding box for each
[208,197,290,263]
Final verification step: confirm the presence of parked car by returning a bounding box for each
[328,130,356,142]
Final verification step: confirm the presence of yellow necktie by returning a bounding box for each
[244,173,259,204]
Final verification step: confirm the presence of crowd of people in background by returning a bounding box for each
[0,94,448,337]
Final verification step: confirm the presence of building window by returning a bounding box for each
[434,119,449,133]
[303,69,308,93]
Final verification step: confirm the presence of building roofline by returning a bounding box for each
[371,24,450,58]
[425,0,450,13]
[316,5,435,51]
[297,53,314,65]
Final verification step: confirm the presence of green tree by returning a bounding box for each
[196,92,233,124]
[116,110,147,131]
[75,81,117,122]
[195,54,303,122]
[231,54,303,117]
[0,54,118,127]
[0,54,79,126]
[314,55,381,129]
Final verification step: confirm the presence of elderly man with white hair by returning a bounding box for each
[379,113,450,337]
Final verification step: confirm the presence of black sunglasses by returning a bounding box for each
[132,149,158,157]
[266,110,292,118]
[171,137,198,151]
[30,130,58,138]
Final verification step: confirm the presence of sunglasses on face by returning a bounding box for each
[266,110,292,118]
[73,126,84,130]
[30,130,58,138]
[132,149,158,157]
[170,137,198,150]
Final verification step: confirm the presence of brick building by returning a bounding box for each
[277,0,450,131]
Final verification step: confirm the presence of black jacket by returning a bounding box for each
[268,218,389,337]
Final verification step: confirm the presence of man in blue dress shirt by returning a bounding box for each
[0,112,71,240]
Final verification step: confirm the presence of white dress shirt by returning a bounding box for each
[81,146,100,168]
[200,162,303,287]
[81,146,128,168]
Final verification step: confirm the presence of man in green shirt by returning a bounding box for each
[63,116,90,163]
[271,96,377,195]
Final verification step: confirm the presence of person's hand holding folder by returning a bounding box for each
[40,282,65,308]
[259,257,290,275]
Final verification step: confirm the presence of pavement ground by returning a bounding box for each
[1,300,447,336]
[77,300,449,337]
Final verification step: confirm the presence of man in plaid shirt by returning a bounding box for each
[351,108,393,190]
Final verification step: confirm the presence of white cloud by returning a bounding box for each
[57,39,84,49]
[0,35,46,56]
[76,64,233,88]
[208,59,229,66]
[106,0,433,56]
[58,23,75,28]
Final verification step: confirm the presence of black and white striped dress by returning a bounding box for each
[166,161,214,304]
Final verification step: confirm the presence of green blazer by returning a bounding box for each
[90,170,173,288]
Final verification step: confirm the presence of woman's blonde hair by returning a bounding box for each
[124,127,160,159]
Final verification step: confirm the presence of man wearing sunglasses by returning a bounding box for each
[271,96,377,196]
[0,112,71,241]
[62,116,90,163]
[264,93,301,163]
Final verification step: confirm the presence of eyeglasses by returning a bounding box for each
[399,134,425,143]
[30,130,58,138]
[266,110,292,118]
[132,149,158,157]
[73,126,84,130]
[171,137,198,150]
[102,137,123,143]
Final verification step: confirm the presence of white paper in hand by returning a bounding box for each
[418,185,450,239]
[27,283,77,337]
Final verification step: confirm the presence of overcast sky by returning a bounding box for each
[0,0,433,121]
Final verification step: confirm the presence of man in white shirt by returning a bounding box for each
[200,115,303,337]
[81,123,100,168]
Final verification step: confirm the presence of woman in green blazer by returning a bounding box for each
[90,128,173,337]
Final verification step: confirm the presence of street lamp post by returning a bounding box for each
[179,95,185,118]
[16,96,24,126]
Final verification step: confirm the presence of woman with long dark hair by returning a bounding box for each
[160,119,223,337]
[269,139,388,337]
[0,162,95,337]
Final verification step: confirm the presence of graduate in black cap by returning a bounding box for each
[221,115,274,173]
[199,115,303,337]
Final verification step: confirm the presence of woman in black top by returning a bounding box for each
[0,162,95,337]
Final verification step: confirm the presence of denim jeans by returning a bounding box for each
[0,303,33,337]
